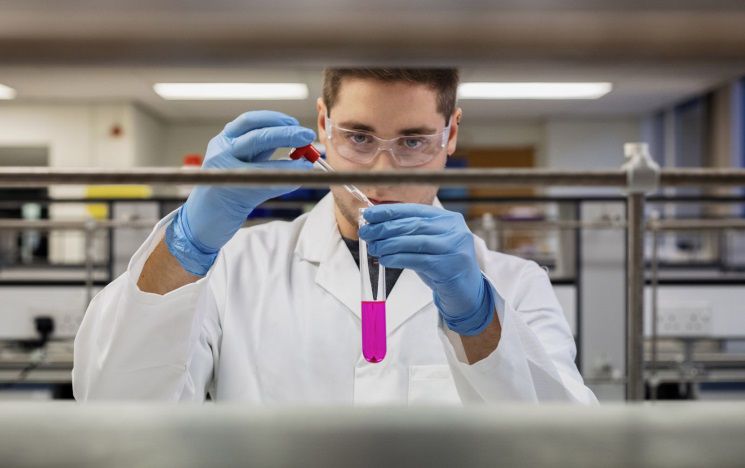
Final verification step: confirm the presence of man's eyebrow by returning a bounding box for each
[398,126,437,135]
[338,121,376,132]
[338,121,438,136]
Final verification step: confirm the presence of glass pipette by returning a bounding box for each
[289,145,374,207]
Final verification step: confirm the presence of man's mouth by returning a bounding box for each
[368,198,400,205]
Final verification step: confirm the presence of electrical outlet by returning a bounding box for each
[0,287,93,340]
[656,302,712,337]
[30,308,83,339]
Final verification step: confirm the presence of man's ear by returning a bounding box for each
[446,107,463,156]
[316,97,328,141]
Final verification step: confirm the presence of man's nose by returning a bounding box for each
[371,147,397,171]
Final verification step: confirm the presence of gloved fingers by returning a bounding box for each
[377,252,438,272]
[367,235,452,257]
[248,159,314,172]
[235,159,314,198]
[231,125,315,162]
[231,125,316,163]
[363,203,447,224]
[223,111,299,139]
[359,217,446,241]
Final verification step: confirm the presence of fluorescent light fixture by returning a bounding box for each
[0,84,17,100]
[458,82,612,100]
[153,83,309,100]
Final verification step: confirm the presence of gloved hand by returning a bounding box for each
[359,204,495,336]
[166,111,315,276]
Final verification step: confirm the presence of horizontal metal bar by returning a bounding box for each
[495,220,626,230]
[650,219,745,230]
[5,217,745,233]
[0,218,286,231]
[0,167,628,187]
[0,219,158,230]
[488,218,745,232]
[3,167,745,188]
[659,169,745,187]
[6,194,745,205]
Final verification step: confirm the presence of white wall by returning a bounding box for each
[0,102,167,167]
[457,119,546,163]
[0,102,166,262]
[0,103,95,168]
[163,123,222,167]
[544,118,642,195]
[545,118,642,169]
[130,104,166,167]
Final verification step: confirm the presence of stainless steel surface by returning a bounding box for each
[2,3,745,63]
[2,403,745,468]
[626,193,645,401]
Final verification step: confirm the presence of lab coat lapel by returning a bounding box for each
[316,237,362,320]
[296,193,361,319]
[385,268,434,335]
[295,193,438,330]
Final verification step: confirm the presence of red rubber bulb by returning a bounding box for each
[289,144,321,163]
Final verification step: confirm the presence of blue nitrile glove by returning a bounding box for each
[166,111,315,276]
[359,204,495,336]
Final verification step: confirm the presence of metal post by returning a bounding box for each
[84,220,96,309]
[626,193,646,401]
[650,224,660,401]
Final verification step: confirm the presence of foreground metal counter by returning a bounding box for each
[0,403,743,468]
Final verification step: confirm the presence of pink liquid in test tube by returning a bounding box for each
[359,207,386,364]
[361,300,386,363]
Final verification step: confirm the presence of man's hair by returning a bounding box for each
[322,68,460,122]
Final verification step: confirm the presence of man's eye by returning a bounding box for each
[401,137,425,149]
[347,133,373,145]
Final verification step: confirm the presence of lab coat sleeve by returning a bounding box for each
[438,260,597,404]
[72,212,222,401]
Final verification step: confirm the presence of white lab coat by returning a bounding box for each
[73,193,597,404]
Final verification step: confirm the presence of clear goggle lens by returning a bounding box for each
[327,118,450,167]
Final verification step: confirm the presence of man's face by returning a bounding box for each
[316,78,461,230]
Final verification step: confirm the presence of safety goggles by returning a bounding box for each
[325,116,451,167]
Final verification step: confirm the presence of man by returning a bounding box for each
[73,68,596,404]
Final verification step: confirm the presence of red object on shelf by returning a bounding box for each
[289,145,321,163]
[183,154,203,167]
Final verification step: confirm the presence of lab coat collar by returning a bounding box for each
[295,193,436,333]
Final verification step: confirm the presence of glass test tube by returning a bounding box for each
[359,208,387,363]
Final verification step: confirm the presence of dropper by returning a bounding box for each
[289,145,374,207]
